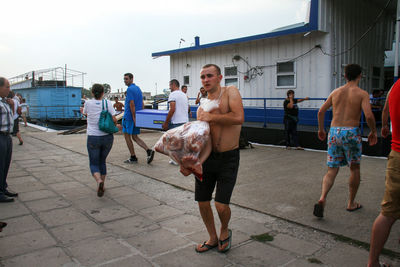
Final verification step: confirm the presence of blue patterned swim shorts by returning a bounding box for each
[327,127,362,168]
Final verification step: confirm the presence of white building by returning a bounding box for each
[152,0,395,119]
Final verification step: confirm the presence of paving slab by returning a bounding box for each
[0,202,30,220]
[58,186,95,200]
[317,243,398,267]
[6,175,38,185]
[8,181,46,193]
[285,258,323,266]
[17,189,58,202]
[139,204,185,221]
[67,236,132,266]
[70,195,118,211]
[227,241,295,267]
[25,165,55,172]
[107,172,143,186]
[58,165,88,173]
[1,247,73,267]
[87,204,135,223]
[159,214,206,235]
[230,217,272,236]
[103,215,156,237]
[0,229,57,258]
[25,197,71,212]
[126,228,189,257]
[33,172,75,184]
[104,186,140,198]
[6,170,29,178]
[50,220,106,244]
[49,181,87,192]
[153,245,228,267]
[0,215,43,237]
[101,255,153,267]
[270,233,322,256]
[114,192,161,211]
[36,207,88,228]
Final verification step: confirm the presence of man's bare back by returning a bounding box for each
[318,79,377,145]
[330,84,370,127]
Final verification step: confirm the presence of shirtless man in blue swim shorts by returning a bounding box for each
[313,64,377,218]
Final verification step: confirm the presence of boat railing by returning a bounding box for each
[189,97,383,134]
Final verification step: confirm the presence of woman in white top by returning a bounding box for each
[81,84,117,197]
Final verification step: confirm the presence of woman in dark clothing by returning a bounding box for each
[283,90,309,150]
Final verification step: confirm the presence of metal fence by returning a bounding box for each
[186,97,384,134]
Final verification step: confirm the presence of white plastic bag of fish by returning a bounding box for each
[154,98,219,181]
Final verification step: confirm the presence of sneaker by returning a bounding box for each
[147,149,155,164]
[124,157,138,164]
[169,159,178,166]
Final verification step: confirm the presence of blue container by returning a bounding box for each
[12,86,82,121]
[136,109,168,129]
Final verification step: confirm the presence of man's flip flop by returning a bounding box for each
[313,203,324,218]
[218,229,232,253]
[346,203,362,212]
[195,241,218,253]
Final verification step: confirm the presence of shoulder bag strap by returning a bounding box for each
[102,99,108,111]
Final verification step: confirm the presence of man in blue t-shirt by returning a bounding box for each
[122,73,154,164]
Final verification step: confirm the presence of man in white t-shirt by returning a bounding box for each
[162,79,189,130]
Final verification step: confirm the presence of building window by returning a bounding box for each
[276,61,296,88]
[183,75,190,85]
[224,66,238,88]
[225,66,237,76]
[225,78,238,87]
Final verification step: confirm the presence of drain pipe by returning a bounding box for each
[394,0,400,82]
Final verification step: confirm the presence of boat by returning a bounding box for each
[10,67,86,125]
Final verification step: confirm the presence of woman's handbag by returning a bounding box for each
[98,99,119,134]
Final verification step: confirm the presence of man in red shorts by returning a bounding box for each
[368,79,400,267]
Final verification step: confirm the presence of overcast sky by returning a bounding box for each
[1,0,309,95]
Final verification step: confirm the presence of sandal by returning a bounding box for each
[218,229,232,253]
[195,241,218,253]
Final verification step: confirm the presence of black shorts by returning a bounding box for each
[12,118,19,135]
[195,148,240,204]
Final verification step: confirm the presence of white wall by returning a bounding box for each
[319,0,394,91]
[171,32,330,109]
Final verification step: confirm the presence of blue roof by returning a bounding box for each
[152,0,319,57]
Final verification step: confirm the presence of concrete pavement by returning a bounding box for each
[0,125,399,266]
